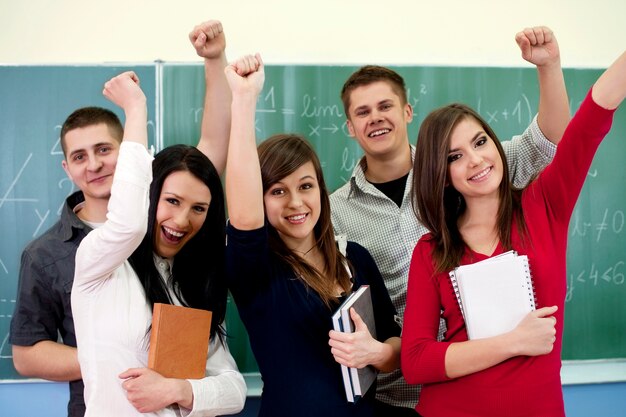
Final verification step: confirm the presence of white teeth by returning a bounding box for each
[163,226,184,237]
[470,167,491,181]
[368,128,390,138]
[287,214,306,221]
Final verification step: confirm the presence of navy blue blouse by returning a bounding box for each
[226,224,400,417]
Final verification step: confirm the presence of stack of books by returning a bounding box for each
[331,285,378,402]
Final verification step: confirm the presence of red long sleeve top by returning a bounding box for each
[401,91,615,417]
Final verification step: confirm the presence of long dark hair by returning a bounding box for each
[412,103,527,273]
[129,145,227,342]
[258,134,352,307]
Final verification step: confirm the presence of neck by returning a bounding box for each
[362,145,412,183]
[77,197,110,223]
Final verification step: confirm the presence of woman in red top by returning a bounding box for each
[401,44,626,416]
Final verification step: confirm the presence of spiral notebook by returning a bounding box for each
[449,251,535,340]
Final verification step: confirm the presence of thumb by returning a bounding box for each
[534,305,558,318]
[350,308,368,333]
[119,367,144,380]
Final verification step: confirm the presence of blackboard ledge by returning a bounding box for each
[2,362,624,390]
[562,359,626,385]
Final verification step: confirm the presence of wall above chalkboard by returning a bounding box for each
[1,63,624,383]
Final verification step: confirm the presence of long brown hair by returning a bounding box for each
[411,103,527,273]
[258,134,352,307]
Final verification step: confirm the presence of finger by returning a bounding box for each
[128,71,140,84]
[350,307,368,332]
[194,32,207,49]
[523,27,537,45]
[119,368,142,379]
[256,52,264,70]
[534,305,558,317]
[532,26,545,45]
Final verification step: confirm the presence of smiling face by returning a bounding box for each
[61,123,120,202]
[153,170,212,259]
[263,161,321,252]
[447,116,504,203]
[346,81,413,161]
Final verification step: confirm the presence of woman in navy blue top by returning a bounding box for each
[224,54,401,417]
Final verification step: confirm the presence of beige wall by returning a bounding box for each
[1,0,624,67]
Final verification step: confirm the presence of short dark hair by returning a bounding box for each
[129,144,228,342]
[60,107,123,157]
[340,65,408,117]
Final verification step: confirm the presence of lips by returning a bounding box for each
[469,166,492,182]
[88,174,112,184]
[285,213,307,224]
[162,226,186,243]
[368,128,391,138]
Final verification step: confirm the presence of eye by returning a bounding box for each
[193,205,207,214]
[355,109,368,117]
[300,183,314,191]
[447,153,461,164]
[98,146,112,154]
[475,137,488,147]
[270,188,284,196]
[380,103,392,111]
[72,154,85,162]
[165,197,179,206]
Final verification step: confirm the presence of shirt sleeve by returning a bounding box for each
[502,114,557,189]
[73,142,153,292]
[225,223,273,305]
[528,90,615,223]
[401,240,452,385]
[10,250,63,345]
[182,337,246,417]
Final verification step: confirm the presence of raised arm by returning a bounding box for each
[224,54,266,230]
[102,72,148,148]
[516,26,570,144]
[189,19,231,174]
[592,50,626,110]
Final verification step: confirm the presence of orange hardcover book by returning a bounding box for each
[148,303,212,379]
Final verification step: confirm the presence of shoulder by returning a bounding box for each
[330,180,352,205]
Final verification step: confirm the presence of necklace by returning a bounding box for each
[294,245,316,257]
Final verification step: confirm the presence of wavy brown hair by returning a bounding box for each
[258,134,352,307]
[411,103,528,273]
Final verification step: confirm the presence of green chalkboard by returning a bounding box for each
[0,65,158,380]
[1,64,624,383]
[162,64,626,368]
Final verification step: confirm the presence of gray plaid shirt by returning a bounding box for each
[330,115,556,409]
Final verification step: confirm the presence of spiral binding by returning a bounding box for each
[448,269,466,321]
[521,255,537,310]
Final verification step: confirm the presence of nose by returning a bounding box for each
[369,109,383,125]
[172,207,191,228]
[87,155,104,172]
[467,149,483,167]
[288,192,303,208]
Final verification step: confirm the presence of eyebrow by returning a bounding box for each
[448,131,485,153]
[162,191,210,206]
[67,141,114,158]
[352,99,393,113]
